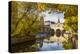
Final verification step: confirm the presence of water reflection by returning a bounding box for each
[11,37,65,52]
[36,37,64,51]
[39,41,64,51]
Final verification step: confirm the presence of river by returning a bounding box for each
[39,41,64,51]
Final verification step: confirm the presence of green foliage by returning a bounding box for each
[64,43,73,49]
[11,1,78,41]
[64,16,78,32]
[11,1,41,37]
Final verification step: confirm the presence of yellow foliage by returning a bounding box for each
[37,3,46,11]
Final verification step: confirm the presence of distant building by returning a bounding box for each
[44,21,51,34]
[39,16,64,34]
[40,17,45,32]
[50,18,64,31]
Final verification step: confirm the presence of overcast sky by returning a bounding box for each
[41,10,64,23]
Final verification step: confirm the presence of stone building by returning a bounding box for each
[50,18,64,31]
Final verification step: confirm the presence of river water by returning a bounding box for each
[11,39,64,52]
[38,39,64,51]
[39,42,64,51]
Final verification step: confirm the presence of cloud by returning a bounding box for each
[43,11,64,23]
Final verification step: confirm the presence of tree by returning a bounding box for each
[11,1,42,37]
[11,1,78,38]
[64,16,78,32]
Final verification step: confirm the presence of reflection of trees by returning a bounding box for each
[72,34,78,49]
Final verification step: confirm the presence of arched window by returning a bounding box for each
[62,29,66,37]
[51,29,55,36]
[56,29,61,37]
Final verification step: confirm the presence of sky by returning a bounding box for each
[41,10,64,23]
